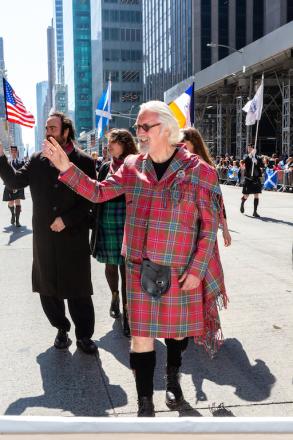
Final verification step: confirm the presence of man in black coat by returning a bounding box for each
[0,112,97,354]
[240,144,263,218]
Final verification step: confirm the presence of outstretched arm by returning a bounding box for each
[43,137,124,203]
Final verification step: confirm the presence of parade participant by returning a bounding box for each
[0,112,97,354]
[91,129,138,337]
[240,144,263,217]
[43,101,228,417]
[181,127,231,247]
[1,145,25,227]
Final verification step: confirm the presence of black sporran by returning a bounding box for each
[140,259,171,300]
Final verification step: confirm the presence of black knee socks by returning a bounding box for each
[165,338,189,368]
[130,351,156,398]
[254,198,259,212]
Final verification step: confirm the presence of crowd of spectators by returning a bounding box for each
[215,153,293,191]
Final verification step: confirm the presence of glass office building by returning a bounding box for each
[72,0,93,136]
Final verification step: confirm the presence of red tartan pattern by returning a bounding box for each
[59,147,228,352]
[60,147,222,279]
[126,261,204,338]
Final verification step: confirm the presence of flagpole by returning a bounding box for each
[251,118,260,176]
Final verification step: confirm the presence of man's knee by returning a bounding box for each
[131,336,154,353]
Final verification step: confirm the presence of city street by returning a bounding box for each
[0,180,292,418]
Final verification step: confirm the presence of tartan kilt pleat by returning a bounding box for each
[95,199,126,265]
[126,260,204,339]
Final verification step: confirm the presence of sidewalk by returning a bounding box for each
[0,181,292,418]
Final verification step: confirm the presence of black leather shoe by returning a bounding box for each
[165,366,184,409]
[109,291,120,319]
[54,329,71,349]
[76,337,98,354]
[253,211,260,218]
[137,396,155,417]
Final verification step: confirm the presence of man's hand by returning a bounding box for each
[50,217,66,232]
[0,141,4,157]
[178,272,201,290]
[42,137,71,173]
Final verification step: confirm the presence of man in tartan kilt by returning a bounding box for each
[43,101,228,417]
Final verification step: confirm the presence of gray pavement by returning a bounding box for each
[0,180,292,418]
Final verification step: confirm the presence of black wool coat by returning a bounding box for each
[0,148,96,299]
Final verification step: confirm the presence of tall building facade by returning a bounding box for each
[53,0,68,114]
[54,0,65,84]
[143,0,293,101]
[99,0,143,130]
[143,1,192,102]
[72,0,93,136]
[47,22,56,110]
[36,81,48,151]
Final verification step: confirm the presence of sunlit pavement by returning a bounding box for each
[0,181,292,417]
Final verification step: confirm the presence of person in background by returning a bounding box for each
[91,129,138,337]
[238,159,246,186]
[43,101,228,417]
[1,145,25,227]
[0,113,97,354]
[181,127,231,247]
[240,144,263,217]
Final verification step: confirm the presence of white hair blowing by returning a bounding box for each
[139,100,183,145]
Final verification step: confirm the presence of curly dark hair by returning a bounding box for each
[106,128,138,158]
[181,127,215,167]
[49,111,75,142]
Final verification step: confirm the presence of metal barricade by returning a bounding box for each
[277,169,293,191]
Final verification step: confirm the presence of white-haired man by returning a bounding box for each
[43,101,228,416]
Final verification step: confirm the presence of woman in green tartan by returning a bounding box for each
[91,129,138,337]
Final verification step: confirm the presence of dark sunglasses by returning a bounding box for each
[133,122,161,132]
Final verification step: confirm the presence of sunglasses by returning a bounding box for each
[133,122,161,132]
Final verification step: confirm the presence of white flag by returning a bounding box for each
[242,75,264,125]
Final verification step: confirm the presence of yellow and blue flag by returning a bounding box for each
[168,84,194,128]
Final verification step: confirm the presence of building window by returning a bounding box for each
[121,92,140,102]
[253,0,264,40]
[236,0,246,49]
[218,0,229,59]
[201,0,211,69]
[104,71,119,82]
[112,91,120,102]
[122,71,140,82]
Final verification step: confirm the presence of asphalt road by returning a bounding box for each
[0,180,292,417]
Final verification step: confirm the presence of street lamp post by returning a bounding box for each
[207,43,246,73]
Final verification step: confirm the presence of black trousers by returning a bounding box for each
[40,295,95,339]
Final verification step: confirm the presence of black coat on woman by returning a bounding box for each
[0,147,96,299]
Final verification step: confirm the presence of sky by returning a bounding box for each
[0,0,53,147]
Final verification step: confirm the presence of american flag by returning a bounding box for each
[3,78,35,128]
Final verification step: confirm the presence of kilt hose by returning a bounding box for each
[126,260,204,339]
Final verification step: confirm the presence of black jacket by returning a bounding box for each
[0,148,96,299]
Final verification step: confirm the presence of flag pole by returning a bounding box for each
[251,118,260,176]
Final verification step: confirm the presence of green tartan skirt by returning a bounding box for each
[95,199,126,265]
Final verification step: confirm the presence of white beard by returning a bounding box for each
[138,142,149,154]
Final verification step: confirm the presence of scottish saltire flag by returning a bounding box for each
[95,81,112,138]
[264,168,278,190]
[227,166,239,182]
[242,74,264,125]
[168,84,194,128]
[3,78,35,128]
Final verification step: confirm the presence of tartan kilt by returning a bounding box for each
[95,199,126,265]
[126,260,204,339]
[3,187,25,201]
[242,177,262,194]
